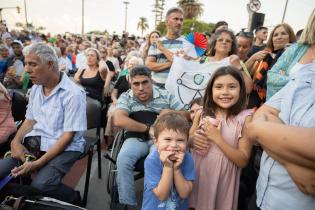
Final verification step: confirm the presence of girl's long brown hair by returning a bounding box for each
[203,66,247,119]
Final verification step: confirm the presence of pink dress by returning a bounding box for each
[189,109,252,210]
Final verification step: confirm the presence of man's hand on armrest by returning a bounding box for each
[12,131,75,177]
[10,119,36,162]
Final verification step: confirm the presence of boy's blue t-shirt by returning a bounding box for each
[141,148,195,210]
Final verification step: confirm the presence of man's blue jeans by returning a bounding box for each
[116,137,154,206]
[0,151,81,203]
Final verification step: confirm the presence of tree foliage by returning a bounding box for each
[137,17,149,37]
[15,22,24,28]
[156,19,214,36]
[86,30,109,35]
[156,21,167,35]
[15,22,45,32]
[35,26,46,33]
[177,0,203,19]
[181,19,214,35]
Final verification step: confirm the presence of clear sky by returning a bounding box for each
[1,0,314,36]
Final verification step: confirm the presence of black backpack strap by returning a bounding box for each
[124,111,158,141]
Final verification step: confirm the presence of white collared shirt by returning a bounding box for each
[25,73,87,152]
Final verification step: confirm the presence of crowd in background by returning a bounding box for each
[0,6,314,210]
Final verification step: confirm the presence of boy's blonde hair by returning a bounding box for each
[153,113,190,139]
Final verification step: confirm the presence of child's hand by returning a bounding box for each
[202,121,222,143]
[160,150,174,168]
[190,129,210,150]
[173,151,185,170]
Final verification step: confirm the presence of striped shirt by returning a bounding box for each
[116,86,184,114]
[25,73,87,153]
[148,36,196,84]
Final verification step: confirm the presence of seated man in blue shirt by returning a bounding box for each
[113,65,189,208]
[0,43,87,204]
[142,113,195,210]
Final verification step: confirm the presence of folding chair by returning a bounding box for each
[81,97,102,206]
[10,90,27,122]
[0,90,27,157]
[104,130,146,210]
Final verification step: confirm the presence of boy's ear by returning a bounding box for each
[153,137,158,144]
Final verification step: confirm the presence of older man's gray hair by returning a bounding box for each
[166,7,183,19]
[23,43,59,72]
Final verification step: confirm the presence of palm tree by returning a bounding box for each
[137,17,149,37]
[25,22,34,30]
[177,0,203,19]
[36,26,46,33]
[15,22,24,29]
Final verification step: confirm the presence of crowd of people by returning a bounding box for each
[0,6,314,210]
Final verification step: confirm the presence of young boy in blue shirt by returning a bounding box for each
[142,113,195,210]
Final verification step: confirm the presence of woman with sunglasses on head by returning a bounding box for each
[74,48,107,102]
[205,29,253,94]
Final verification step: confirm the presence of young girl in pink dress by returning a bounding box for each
[189,66,253,210]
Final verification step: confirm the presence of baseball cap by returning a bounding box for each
[11,40,24,47]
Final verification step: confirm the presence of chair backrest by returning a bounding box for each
[86,96,102,130]
[11,90,27,122]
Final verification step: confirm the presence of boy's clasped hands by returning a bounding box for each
[160,145,185,170]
